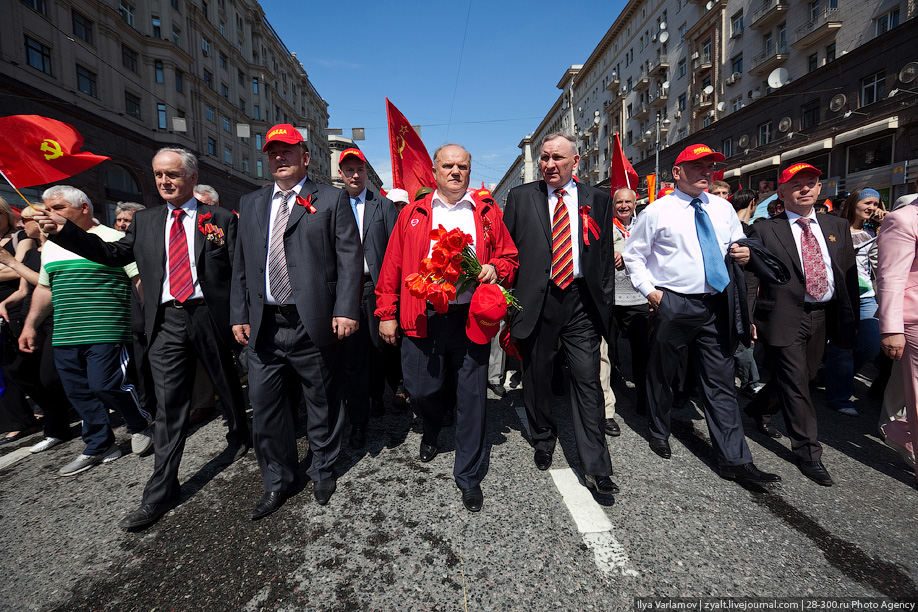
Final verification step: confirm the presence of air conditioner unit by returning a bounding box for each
[674,111,682,119]
[726,76,736,85]
[691,52,700,60]
[731,72,741,80]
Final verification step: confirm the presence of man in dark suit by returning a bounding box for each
[746,163,859,486]
[337,147,398,449]
[622,144,779,484]
[36,147,250,529]
[503,132,618,495]
[231,124,362,518]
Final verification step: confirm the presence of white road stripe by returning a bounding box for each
[0,447,33,471]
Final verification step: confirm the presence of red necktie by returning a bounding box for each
[168,208,194,302]
[551,188,574,290]
[796,218,829,300]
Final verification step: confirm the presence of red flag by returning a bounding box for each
[0,115,109,188]
[609,133,638,192]
[647,174,657,203]
[712,169,725,182]
[379,187,387,197]
[386,98,435,202]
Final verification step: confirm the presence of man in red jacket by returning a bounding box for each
[376,144,518,512]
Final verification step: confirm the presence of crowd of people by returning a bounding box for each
[1,122,916,530]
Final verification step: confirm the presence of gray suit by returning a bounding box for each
[231,178,363,490]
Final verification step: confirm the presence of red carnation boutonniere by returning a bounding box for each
[197,211,225,246]
[579,205,601,246]
[296,193,317,214]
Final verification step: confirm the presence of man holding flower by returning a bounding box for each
[375,144,518,512]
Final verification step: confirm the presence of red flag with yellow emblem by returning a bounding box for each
[386,99,435,202]
[0,115,109,188]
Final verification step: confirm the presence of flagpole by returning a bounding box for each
[0,168,37,211]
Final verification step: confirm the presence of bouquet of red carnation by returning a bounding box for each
[405,224,520,314]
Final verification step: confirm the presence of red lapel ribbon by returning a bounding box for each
[296,193,316,214]
[580,205,601,246]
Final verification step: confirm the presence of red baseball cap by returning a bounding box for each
[674,144,726,165]
[656,187,675,199]
[339,147,367,164]
[468,187,495,206]
[778,162,822,185]
[263,124,303,152]
[466,284,508,344]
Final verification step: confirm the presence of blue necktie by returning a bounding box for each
[690,198,730,293]
[350,196,360,227]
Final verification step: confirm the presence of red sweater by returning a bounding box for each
[375,193,518,338]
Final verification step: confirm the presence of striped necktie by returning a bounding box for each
[268,190,293,304]
[168,208,194,302]
[550,188,574,290]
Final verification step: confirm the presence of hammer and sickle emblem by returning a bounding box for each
[40,139,63,160]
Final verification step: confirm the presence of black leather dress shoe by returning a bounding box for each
[419,442,438,463]
[649,437,672,459]
[534,450,553,471]
[459,484,483,512]
[604,418,621,437]
[719,462,782,483]
[584,474,619,495]
[487,383,506,398]
[350,425,366,449]
[755,420,783,439]
[314,478,337,505]
[251,490,288,520]
[120,502,174,530]
[798,460,834,486]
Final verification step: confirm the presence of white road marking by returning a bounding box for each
[0,447,33,471]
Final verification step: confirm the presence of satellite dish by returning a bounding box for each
[659,31,670,43]
[778,117,792,132]
[767,67,790,89]
[703,85,714,95]
[594,109,600,117]
[662,81,670,90]
[594,116,601,126]
[738,134,750,148]
[829,93,847,112]
[660,21,667,30]
[751,90,762,100]
[705,0,714,9]
[899,62,918,84]
[716,101,726,112]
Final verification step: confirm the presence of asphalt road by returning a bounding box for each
[1,361,916,612]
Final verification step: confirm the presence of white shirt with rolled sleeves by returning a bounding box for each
[784,209,836,303]
[622,189,744,296]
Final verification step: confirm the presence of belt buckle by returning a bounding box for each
[172,299,184,309]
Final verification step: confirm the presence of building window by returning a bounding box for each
[21,0,47,15]
[171,0,179,9]
[151,16,161,38]
[122,45,138,72]
[207,137,217,155]
[202,38,211,55]
[238,70,245,86]
[205,105,214,122]
[702,116,713,128]
[219,52,228,69]
[256,160,263,178]
[678,58,686,78]
[222,116,230,132]
[72,11,94,44]
[826,43,836,62]
[861,71,885,106]
[175,70,184,93]
[119,0,135,27]
[253,105,260,120]
[252,77,259,94]
[678,23,687,39]
[731,11,743,36]
[847,136,892,174]
[25,37,52,75]
[238,97,245,111]
[172,27,181,46]
[627,131,633,146]
[203,69,213,89]
[678,94,686,111]
[722,139,733,157]
[76,66,97,97]
[125,92,142,119]
[802,100,820,129]
[875,9,900,36]
[255,134,262,150]
[202,1,208,18]
[157,103,167,129]
[219,21,226,36]
[808,53,818,73]
[274,106,280,120]
[221,83,229,99]
[678,128,687,141]
[758,121,771,145]
[154,60,164,83]
[731,53,743,75]
[732,96,743,112]
[242,157,249,172]
[224,147,232,164]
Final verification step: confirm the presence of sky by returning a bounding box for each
[260,0,627,191]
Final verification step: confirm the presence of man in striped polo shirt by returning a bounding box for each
[19,185,151,477]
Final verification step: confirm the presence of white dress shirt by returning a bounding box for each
[161,196,204,304]
[622,188,744,296]
[350,187,370,275]
[265,176,308,305]
[785,209,836,303]
[548,178,583,279]
[429,190,477,305]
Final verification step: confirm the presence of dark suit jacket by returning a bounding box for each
[52,203,237,345]
[230,178,363,348]
[747,211,859,348]
[361,189,398,286]
[503,180,615,340]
